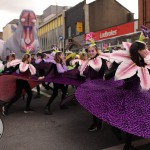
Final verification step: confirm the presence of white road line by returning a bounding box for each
[32,88,51,98]
[102,139,150,150]
[0,119,3,138]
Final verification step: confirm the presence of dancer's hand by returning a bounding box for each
[103,75,106,80]
[38,76,45,80]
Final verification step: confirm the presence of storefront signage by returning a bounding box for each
[84,22,134,41]
[84,32,95,41]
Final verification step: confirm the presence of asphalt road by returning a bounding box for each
[0,85,149,150]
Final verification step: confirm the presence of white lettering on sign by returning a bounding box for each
[100,30,117,38]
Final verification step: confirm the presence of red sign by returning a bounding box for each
[84,22,134,41]
[84,32,95,41]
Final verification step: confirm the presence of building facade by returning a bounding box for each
[84,0,136,50]
[138,0,150,28]
[3,19,18,41]
[0,32,3,40]
[37,5,69,51]
[88,0,134,32]
[138,0,150,48]
[64,0,135,51]
[85,20,139,50]
[65,1,85,52]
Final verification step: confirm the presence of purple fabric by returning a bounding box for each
[62,68,80,79]
[75,77,150,138]
[35,59,42,64]
[34,62,84,86]
[56,63,68,73]
[44,76,84,86]
[43,58,54,63]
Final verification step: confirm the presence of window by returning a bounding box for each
[68,26,71,38]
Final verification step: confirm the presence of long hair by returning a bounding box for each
[130,41,146,67]
[22,54,31,63]
[54,52,62,64]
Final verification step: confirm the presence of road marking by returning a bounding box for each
[0,119,3,138]
[102,139,150,150]
[32,88,51,98]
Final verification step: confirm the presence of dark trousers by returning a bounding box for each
[46,83,67,107]
[112,127,133,146]
[36,83,53,95]
[92,115,103,125]
[6,79,32,110]
[125,133,133,146]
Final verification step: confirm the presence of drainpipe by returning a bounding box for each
[143,0,146,25]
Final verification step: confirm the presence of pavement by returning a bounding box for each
[0,85,149,150]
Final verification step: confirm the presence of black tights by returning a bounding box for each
[112,127,133,148]
[92,115,102,125]
[6,79,32,110]
[125,133,133,147]
[46,83,67,107]
[36,83,53,95]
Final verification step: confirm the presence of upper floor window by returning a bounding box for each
[68,26,71,38]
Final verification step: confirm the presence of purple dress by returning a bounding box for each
[75,75,150,138]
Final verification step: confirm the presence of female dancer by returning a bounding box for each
[70,50,88,69]
[43,51,68,115]
[78,41,109,132]
[3,53,21,73]
[75,41,150,150]
[2,53,36,115]
[34,52,51,98]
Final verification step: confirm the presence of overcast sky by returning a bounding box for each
[0,0,138,32]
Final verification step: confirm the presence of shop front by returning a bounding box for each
[84,21,140,51]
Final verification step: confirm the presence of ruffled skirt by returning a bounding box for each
[75,79,150,138]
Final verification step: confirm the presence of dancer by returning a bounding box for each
[75,40,150,150]
[2,53,36,115]
[70,49,88,69]
[78,39,109,132]
[34,52,51,98]
[43,51,68,115]
[3,53,21,73]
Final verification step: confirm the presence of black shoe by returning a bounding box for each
[123,145,137,150]
[24,108,34,114]
[88,121,103,132]
[88,123,98,132]
[2,106,8,116]
[60,104,68,110]
[44,106,53,115]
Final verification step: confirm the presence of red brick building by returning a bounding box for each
[139,0,150,28]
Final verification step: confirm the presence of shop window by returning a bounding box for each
[126,39,131,42]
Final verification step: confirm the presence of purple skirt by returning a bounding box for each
[75,79,150,138]
[44,76,84,86]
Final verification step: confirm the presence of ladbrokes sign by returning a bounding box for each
[100,30,117,38]
[84,22,134,41]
